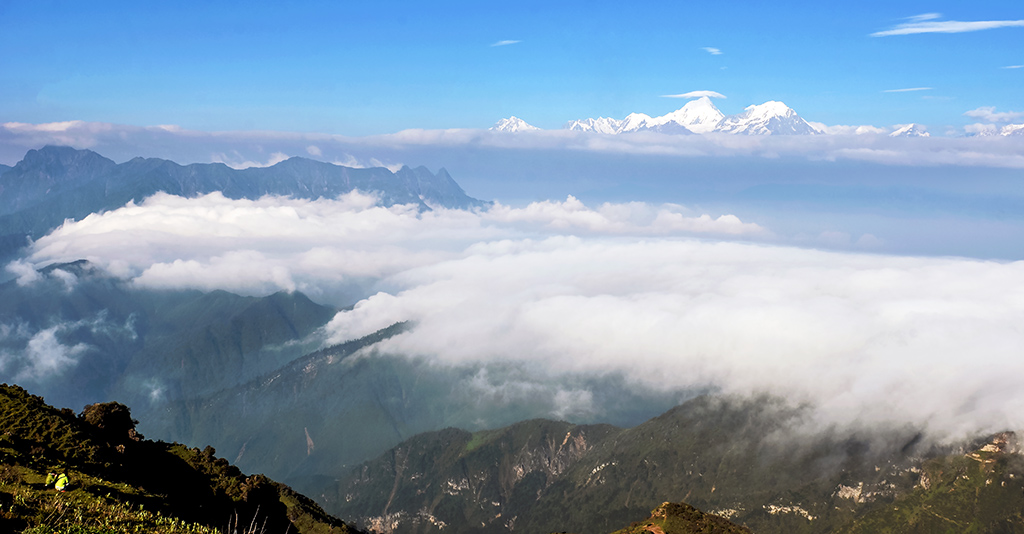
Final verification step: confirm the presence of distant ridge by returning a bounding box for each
[0,146,489,257]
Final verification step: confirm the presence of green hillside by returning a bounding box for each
[0,383,357,534]
[325,395,1024,534]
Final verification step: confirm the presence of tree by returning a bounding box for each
[80,402,143,444]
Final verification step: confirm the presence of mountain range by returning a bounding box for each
[495,97,821,136]
[0,146,487,260]
[322,395,1024,534]
[972,123,1024,137]
[0,383,752,534]
[491,98,1024,137]
[5,145,1024,534]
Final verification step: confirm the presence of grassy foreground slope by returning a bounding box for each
[0,383,358,534]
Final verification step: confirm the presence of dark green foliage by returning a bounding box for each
[613,502,751,534]
[80,402,141,444]
[0,383,360,534]
[835,434,1024,534]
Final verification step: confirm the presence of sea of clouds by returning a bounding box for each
[11,190,1024,443]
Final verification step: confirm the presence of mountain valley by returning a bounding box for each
[2,146,1024,533]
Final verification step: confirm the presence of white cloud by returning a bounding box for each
[882,87,932,93]
[16,327,89,381]
[701,47,722,55]
[1,120,112,151]
[661,91,727,99]
[323,238,1024,441]
[964,123,998,136]
[872,14,1024,36]
[306,145,322,156]
[964,106,1024,123]
[6,259,43,286]
[13,183,1024,441]
[1002,65,1023,69]
[0,313,139,382]
[51,268,79,292]
[20,192,763,299]
[807,122,889,135]
[490,40,520,47]
[211,151,290,170]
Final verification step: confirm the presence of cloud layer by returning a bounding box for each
[327,238,1024,442]
[13,189,1024,443]
[23,192,764,300]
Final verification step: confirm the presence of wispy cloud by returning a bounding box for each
[701,47,722,55]
[872,13,1024,36]
[1003,65,1023,69]
[882,87,932,93]
[661,90,727,99]
[964,106,1024,123]
[490,40,521,47]
[210,151,290,170]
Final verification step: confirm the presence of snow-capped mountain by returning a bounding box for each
[646,96,725,134]
[618,112,656,133]
[564,99,721,135]
[490,116,540,132]
[965,123,1024,137]
[889,123,930,137]
[564,117,621,134]
[715,101,821,135]
[1001,123,1024,136]
[563,111,689,134]
[562,98,819,136]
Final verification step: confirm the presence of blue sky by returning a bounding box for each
[2,1,1022,134]
[7,2,1024,441]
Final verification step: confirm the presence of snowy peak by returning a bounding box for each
[1001,123,1024,136]
[564,117,621,134]
[618,112,655,133]
[889,123,930,137]
[559,99,823,136]
[716,101,821,135]
[490,116,541,132]
[653,96,725,133]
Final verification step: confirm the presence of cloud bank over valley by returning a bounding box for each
[10,189,1024,444]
